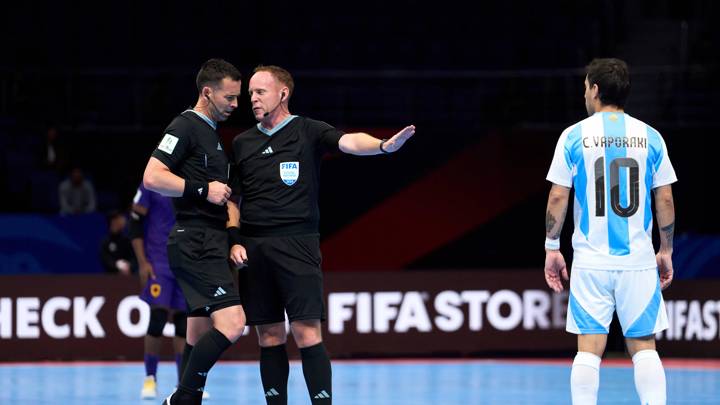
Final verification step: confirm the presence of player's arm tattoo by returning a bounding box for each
[545,209,565,239]
[660,221,675,246]
[545,211,556,233]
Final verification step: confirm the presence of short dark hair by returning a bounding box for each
[586,58,631,108]
[254,65,295,98]
[196,59,242,92]
[106,210,124,226]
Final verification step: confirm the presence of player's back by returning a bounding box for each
[134,183,175,271]
[547,112,677,270]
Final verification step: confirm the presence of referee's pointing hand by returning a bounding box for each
[382,125,416,153]
[207,181,232,205]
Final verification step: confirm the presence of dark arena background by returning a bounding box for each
[1,1,719,404]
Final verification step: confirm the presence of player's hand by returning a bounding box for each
[544,250,568,293]
[207,181,232,205]
[656,250,674,290]
[230,244,248,269]
[382,125,416,153]
[139,261,155,287]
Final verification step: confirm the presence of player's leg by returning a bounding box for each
[165,226,244,405]
[178,315,212,400]
[168,304,244,405]
[169,278,194,383]
[572,334,607,405]
[239,235,290,405]
[291,319,331,404]
[139,274,174,399]
[257,322,290,405]
[272,234,331,404]
[566,268,615,405]
[141,306,168,399]
[626,337,665,405]
[171,311,188,381]
[617,269,668,405]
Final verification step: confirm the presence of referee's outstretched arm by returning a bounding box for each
[338,125,416,156]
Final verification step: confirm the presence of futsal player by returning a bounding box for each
[544,58,676,405]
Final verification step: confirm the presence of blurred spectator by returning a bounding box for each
[40,125,67,171]
[59,167,97,215]
[100,210,135,275]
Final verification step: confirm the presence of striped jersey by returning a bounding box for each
[546,112,677,270]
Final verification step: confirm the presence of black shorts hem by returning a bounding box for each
[188,298,242,317]
[287,314,325,323]
[246,317,287,326]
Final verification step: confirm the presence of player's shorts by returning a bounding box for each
[238,233,325,325]
[139,267,188,311]
[167,220,242,316]
[566,267,668,338]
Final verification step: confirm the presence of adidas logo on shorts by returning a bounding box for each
[213,287,227,297]
[313,390,331,399]
[265,388,280,397]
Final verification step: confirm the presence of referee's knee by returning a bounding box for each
[290,320,323,348]
[212,305,246,342]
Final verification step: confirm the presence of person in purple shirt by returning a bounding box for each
[130,183,210,400]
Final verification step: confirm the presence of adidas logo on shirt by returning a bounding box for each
[261,146,274,155]
[313,390,331,399]
[265,388,280,397]
[197,187,203,195]
[217,142,223,151]
[213,287,227,297]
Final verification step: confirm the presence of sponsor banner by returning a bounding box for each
[0,273,717,360]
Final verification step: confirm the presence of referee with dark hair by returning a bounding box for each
[228,65,415,404]
[143,58,246,405]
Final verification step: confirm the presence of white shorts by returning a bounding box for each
[566,267,668,337]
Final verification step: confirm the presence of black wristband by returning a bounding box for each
[379,139,391,154]
[183,180,209,200]
[128,211,145,240]
[227,226,242,247]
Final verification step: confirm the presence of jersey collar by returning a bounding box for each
[185,109,217,130]
[257,115,297,136]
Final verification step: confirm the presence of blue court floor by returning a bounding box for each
[0,359,718,404]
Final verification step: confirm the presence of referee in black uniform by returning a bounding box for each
[227,65,415,405]
[143,59,246,405]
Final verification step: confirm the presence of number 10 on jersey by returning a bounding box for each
[594,157,639,218]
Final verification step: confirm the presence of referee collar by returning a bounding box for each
[185,109,217,130]
[257,115,297,136]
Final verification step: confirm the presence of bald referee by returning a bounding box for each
[143,58,246,405]
[227,65,415,405]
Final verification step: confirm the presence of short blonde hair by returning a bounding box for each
[254,65,295,98]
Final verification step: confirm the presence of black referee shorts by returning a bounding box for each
[167,222,241,316]
[238,234,325,326]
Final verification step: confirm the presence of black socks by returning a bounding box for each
[260,344,290,404]
[176,328,231,400]
[179,343,193,382]
[300,343,332,404]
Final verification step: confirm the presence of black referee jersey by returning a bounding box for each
[152,110,230,223]
[231,116,344,236]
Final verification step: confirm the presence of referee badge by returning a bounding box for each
[279,161,299,186]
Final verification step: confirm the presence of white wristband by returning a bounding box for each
[545,237,560,250]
